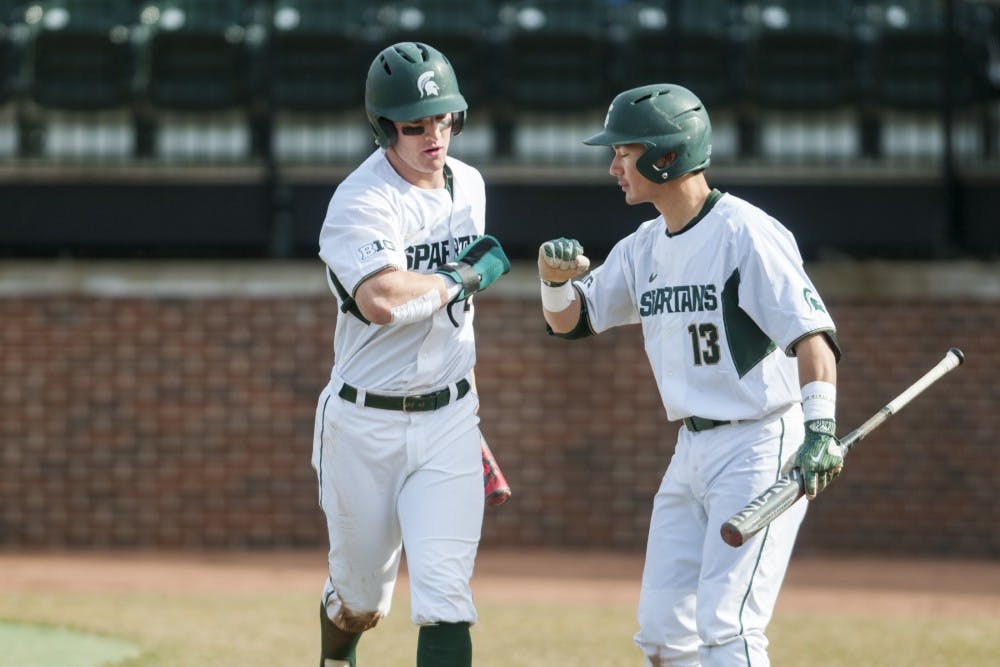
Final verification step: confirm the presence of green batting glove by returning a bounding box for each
[436,234,511,301]
[538,237,591,284]
[794,418,844,499]
[543,237,583,264]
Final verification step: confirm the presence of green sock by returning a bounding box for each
[319,603,361,667]
[417,622,471,667]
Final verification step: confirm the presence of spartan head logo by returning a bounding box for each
[803,287,827,313]
[417,71,440,98]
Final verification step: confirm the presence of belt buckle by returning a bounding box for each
[402,394,436,412]
[402,388,450,412]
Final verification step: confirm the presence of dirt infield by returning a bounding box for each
[2,548,998,617]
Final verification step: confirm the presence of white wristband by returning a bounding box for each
[389,288,443,325]
[540,279,576,312]
[801,380,836,421]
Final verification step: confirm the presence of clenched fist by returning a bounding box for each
[538,237,591,285]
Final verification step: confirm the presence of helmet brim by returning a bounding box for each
[583,129,650,147]
[376,95,468,123]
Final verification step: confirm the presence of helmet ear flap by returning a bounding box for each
[451,111,465,136]
[636,147,671,183]
[377,117,397,147]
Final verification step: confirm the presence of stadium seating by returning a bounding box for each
[745,0,856,110]
[268,1,370,112]
[618,0,744,112]
[861,0,993,111]
[3,1,140,159]
[0,2,28,156]
[0,1,26,107]
[739,0,860,160]
[495,0,614,112]
[132,0,267,161]
[266,2,374,163]
[27,1,137,111]
[0,0,992,167]
[855,0,996,159]
[138,0,260,112]
[613,1,669,91]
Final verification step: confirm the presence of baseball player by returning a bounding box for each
[538,84,842,667]
[311,42,510,667]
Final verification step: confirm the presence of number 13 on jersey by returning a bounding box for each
[688,323,721,365]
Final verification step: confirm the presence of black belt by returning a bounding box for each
[683,415,733,432]
[338,378,470,412]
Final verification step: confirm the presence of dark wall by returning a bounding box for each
[1,182,273,257]
[486,179,964,260]
[2,178,998,260]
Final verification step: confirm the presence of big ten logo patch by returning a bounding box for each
[357,239,396,261]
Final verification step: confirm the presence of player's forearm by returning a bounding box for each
[356,235,509,325]
[355,269,451,325]
[542,298,582,333]
[795,333,838,386]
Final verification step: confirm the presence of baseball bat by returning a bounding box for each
[720,347,965,548]
[481,436,511,506]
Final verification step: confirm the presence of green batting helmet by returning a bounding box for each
[584,84,712,184]
[365,42,468,148]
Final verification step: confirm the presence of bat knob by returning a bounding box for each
[720,522,746,548]
[949,347,965,365]
[486,487,511,506]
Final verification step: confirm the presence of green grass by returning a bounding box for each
[1,591,998,666]
[0,622,138,667]
[768,614,1000,666]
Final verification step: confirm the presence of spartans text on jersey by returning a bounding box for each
[406,235,476,270]
[639,284,718,317]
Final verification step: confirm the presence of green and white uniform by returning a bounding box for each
[313,149,487,630]
[562,190,837,667]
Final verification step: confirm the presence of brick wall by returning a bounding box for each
[1,261,996,556]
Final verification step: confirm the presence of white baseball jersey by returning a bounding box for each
[572,190,836,422]
[318,149,486,393]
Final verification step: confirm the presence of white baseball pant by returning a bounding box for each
[312,378,484,628]
[635,404,808,667]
